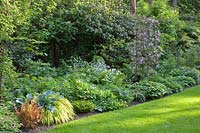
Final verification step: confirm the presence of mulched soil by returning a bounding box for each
[22,126,54,133]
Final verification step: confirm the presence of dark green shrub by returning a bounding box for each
[0,50,17,103]
[104,84,133,102]
[12,59,131,113]
[92,89,128,112]
[149,75,183,93]
[137,0,184,49]
[98,40,131,68]
[58,79,128,112]
[0,106,20,133]
[178,0,200,14]
[130,81,168,100]
[13,76,59,99]
[72,100,95,113]
[177,45,200,69]
[156,56,177,77]
[24,60,57,77]
[130,88,146,102]
[170,67,200,84]
[167,76,196,88]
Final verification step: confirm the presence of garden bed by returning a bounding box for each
[42,86,200,133]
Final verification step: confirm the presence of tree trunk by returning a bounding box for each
[172,0,177,9]
[51,43,59,67]
[149,0,154,5]
[130,0,136,15]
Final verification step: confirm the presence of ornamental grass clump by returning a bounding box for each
[37,91,75,125]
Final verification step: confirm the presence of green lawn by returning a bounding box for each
[44,86,200,133]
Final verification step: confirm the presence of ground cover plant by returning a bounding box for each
[0,105,21,133]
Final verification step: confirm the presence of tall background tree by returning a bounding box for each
[149,0,153,5]
[172,0,177,9]
[130,0,136,15]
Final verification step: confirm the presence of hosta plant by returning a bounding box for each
[149,75,183,93]
[170,67,200,84]
[167,76,196,88]
[130,81,168,100]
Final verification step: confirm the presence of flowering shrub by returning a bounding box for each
[128,17,161,81]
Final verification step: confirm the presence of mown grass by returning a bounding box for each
[44,86,200,133]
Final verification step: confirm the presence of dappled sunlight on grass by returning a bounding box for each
[44,86,200,133]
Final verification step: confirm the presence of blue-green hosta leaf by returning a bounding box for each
[15,98,24,104]
[50,98,57,102]
[43,90,55,96]
[26,93,33,100]
[47,106,56,113]
[59,95,64,99]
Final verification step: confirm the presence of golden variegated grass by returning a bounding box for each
[41,98,74,126]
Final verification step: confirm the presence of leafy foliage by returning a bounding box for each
[37,91,74,125]
[72,100,95,113]
[149,75,183,93]
[23,60,57,77]
[0,105,20,133]
[0,49,16,103]
[130,81,168,100]
[92,90,128,112]
[178,0,200,14]
[176,45,200,69]
[169,67,200,84]
[167,76,195,88]
[137,0,184,51]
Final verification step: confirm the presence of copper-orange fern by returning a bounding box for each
[15,100,42,129]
